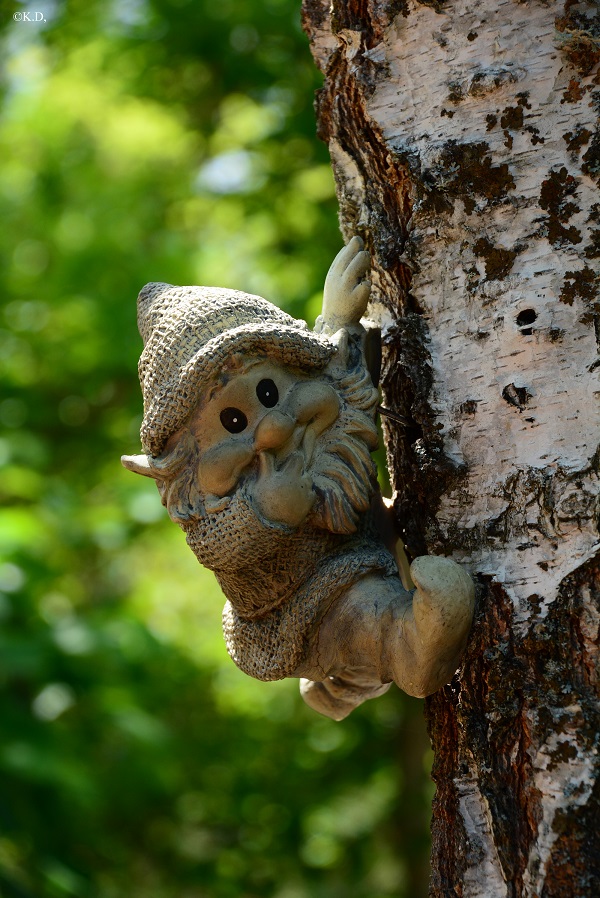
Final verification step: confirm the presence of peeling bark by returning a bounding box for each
[302,0,600,895]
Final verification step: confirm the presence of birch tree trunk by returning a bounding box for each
[302,1,600,895]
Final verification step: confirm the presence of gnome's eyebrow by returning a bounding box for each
[203,355,264,403]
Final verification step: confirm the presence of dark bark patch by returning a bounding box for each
[301,0,328,30]
[563,125,593,153]
[500,93,531,141]
[561,267,600,328]
[330,0,365,34]
[582,127,600,182]
[421,141,515,215]
[584,229,600,258]
[429,580,537,893]
[587,204,600,258]
[447,81,465,104]
[500,104,524,131]
[540,560,600,898]
[383,0,411,20]
[555,9,600,76]
[329,0,409,39]
[538,167,582,246]
[468,67,521,98]
[486,113,498,131]
[502,383,532,409]
[474,237,517,280]
[561,78,586,103]
[415,0,446,12]
[526,125,545,145]
[542,776,600,898]
[467,31,478,41]
[560,266,598,306]
[459,399,478,416]
[429,558,600,898]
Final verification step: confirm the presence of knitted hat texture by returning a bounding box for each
[136,282,336,456]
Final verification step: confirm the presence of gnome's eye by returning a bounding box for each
[220,407,248,434]
[256,379,279,408]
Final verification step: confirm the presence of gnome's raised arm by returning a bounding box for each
[315,236,371,336]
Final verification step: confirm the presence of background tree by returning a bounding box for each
[0,1,432,896]
[302,0,599,895]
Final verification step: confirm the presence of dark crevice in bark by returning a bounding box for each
[427,561,600,897]
[306,5,466,557]
[330,0,409,44]
[315,57,411,287]
[380,318,466,558]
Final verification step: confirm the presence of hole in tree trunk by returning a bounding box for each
[516,308,537,334]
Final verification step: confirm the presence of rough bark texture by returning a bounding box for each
[302,1,600,895]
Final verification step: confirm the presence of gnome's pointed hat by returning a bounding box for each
[136,283,336,457]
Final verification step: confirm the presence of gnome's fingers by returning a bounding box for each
[327,240,368,293]
[322,236,371,330]
[343,248,370,288]
[328,235,364,281]
[350,278,371,311]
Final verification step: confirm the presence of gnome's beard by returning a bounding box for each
[181,489,341,620]
[181,430,378,621]
[182,488,295,574]
[183,407,378,575]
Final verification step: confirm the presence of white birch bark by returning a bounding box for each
[303,0,600,895]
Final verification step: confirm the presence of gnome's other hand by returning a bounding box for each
[321,236,371,333]
[252,450,316,529]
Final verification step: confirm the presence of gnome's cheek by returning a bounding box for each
[198,442,255,497]
[252,451,316,528]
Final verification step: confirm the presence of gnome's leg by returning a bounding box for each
[296,558,474,719]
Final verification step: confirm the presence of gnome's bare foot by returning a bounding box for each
[299,675,391,722]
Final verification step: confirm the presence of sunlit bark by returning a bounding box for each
[303,1,600,894]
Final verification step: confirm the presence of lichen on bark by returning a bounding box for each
[303,0,600,894]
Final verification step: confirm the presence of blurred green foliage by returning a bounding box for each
[0,0,432,895]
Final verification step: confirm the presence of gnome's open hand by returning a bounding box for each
[321,236,371,333]
[253,450,316,529]
[409,555,475,684]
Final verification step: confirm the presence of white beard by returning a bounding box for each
[309,365,379,534]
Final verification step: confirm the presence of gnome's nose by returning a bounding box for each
[285,382,339,435]
[254,410,295,451]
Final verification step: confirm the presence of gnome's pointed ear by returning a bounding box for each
[121,454,160,479]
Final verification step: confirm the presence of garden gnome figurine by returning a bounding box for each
[122,237,475,719]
